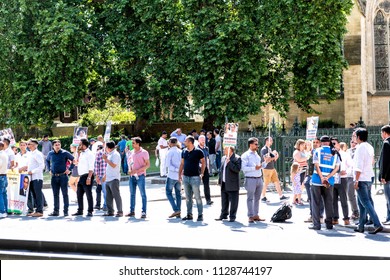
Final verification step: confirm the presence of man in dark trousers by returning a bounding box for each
[379,124,390,225]
[46,140,74,217]
[216,146,241,222]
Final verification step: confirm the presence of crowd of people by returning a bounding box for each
[0,126,389,235]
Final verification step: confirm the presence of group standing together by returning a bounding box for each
[0,125,389,236]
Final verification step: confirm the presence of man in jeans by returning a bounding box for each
[165,137,182,218]
[179,135,205,222]
[126,137,150,219]
[353,128,383,234]
[0,142,8,218]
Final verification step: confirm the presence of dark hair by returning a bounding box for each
[80,138,90,147]
[381,125,390,135]
[132,137,142,145]
[52,139,61,145]
[29,138,39,145]
[43,135,49,138]
[185,135,195,144]
[265,136,272,143]
[169,137,177,144]
[355,128,368,142]
[3,138,10,145]
[248,137,258,147]
[106,141,115,149]
[214,128,219,134]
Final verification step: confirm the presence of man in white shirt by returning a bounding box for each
[353,128,383,234]
[157,131,169,177]
[26,139,45,217]
[72,138,95,217]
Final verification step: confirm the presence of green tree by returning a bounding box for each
[93,0,190,132]
[0,0,98,128]
[183,0,352,127]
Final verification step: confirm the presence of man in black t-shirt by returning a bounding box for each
[179,136,205,221]
[206,131,217,175]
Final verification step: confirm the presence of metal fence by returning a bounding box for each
[233,127,384,190]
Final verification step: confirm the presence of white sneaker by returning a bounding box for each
[0,213,7,218]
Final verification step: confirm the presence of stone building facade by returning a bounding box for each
[243,0,390,130]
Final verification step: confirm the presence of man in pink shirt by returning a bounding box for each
[126,137,150,219]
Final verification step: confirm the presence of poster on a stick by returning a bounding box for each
[306,116,319,141]
[104,121,112,143]
[73,127,88,145]
[223,123,239,147]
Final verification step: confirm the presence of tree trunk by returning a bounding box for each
[202,114,218,132]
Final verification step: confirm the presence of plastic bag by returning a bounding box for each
[155,157,160,167]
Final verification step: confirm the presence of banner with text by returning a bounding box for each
[7,172,31,214]
[223,123,239,147]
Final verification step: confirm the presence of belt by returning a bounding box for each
[53,172,66,176]
[245,176,262,179]
[0,174,6,176]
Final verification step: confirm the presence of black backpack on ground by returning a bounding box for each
[270,203,292,222]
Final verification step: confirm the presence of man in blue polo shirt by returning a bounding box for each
[46,140,74,217]
[179,135,205,221]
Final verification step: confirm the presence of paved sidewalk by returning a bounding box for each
[1,175,390,260]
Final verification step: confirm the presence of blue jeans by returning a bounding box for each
[129,174,147,213]
[121,152,128,174]
[182,175,202,216]
[166,177,181,212]
[356,181,381,229]
[51,174,69,213]
[95,175,106,209]
[0,176,7,214]
[384,182,390,221]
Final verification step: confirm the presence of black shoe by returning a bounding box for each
[94,205,101,210]
[368,226,383,234]
[280,195,289,201]
[182,214,193,221]
[354,228,364,233]
[197,215,203,222]
[87,212,93,217]
[64,212,69,217]
[207,201,214,205]
[72,212,83,216]
[103,213,114,216]
[326,225,333,230]
[365,220,374,226]
[229,218,236,222]
[48,212,59,217]
[215,217,227,221]
[308,226,321,230]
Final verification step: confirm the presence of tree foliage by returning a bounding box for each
[0,0,98,128]
[0,0,353,129]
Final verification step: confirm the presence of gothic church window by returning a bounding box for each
[374,10,389,90]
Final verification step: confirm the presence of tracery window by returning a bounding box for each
[374,10,389,90]
[374,1,390,91]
